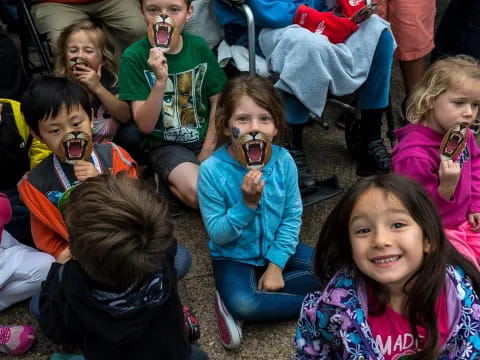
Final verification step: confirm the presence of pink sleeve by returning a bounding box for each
[468,135,480,213]
[0,193,13,227]
[392,156,456,208]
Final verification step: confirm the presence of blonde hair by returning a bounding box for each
[406,55,480,123]
[54,20,118,85]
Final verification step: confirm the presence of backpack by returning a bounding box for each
[0,99,31,189]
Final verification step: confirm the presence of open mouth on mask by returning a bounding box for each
[63,138,87,161]
[441,123,467,159]
[154,22,173,48]
[445,133,463,154]
[242,139,265,166]
[69,57,89,72]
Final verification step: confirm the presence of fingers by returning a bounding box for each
[469,214,480,232]
[74,161,99,182]
[148,48,168,78]
[72,64,95,75]
[257,277,264,291]
[242,170,263,193]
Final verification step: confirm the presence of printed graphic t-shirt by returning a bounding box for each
[91,70,120,144]
[367,284,449,360]
[119,33,227,145]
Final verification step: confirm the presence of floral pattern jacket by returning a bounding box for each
[294,265,480,359]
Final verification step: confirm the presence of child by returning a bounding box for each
[119,0,227,209]
[295,174,480,359]
[54,20,131,143]
[392,55,480,268]
[18,76,137,263]
[38,173,208,360]
[197,75,318,349]
[0,193,52,356]
[214,0,394,178]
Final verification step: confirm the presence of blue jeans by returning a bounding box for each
[30,244,192,319]
[213,243,318,322]
[285,29,395,124]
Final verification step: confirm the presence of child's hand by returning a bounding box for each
[57,247,72,264]
[241,170,264,209]
[74,63,102,94]
[469,213,480,232]
[258,262,285,292]
[74,160,99,182]
[438,159,461,200]
[148,48,168,83]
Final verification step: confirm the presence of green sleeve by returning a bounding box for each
[118,48,152,101]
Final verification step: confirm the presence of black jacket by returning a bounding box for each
[38,251,190,360]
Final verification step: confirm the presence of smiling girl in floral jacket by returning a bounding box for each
[295,174,480,360]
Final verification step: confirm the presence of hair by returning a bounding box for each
[406,55,480,123]
[314,173,480,360]
[63,172,175,289]
[21,76,92,136]
[53,19,118,85]
[138,0,192,9]
[215,75,287,145]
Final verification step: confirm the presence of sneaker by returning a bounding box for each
[214,291,242,350]
[356,139,391,177]
[0,325,36,356]
[286,147,316,189]
[183,306,201,343]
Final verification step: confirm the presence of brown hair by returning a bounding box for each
[215,75,287,145]
[314,173,480,360]
[54,20,118,85]
[63,173,174,289]
[138,0,192,8]
[407,55,480,123]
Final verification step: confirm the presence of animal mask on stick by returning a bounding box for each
[231,130,273,170]
[440,122,468,160]
[148,15,179,52]
[68,56,91,77]
[58,131,93,165]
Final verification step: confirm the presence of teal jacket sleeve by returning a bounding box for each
[264,152,302,269]
[198,162,258,245]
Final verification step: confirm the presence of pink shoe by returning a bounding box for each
[0,325,36,356]
[214,291,242,349]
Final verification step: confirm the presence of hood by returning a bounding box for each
[392,123,444,159]
[61,260,172,345]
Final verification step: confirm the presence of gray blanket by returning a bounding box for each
[259,15,394,117]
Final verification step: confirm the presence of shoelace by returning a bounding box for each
[0,327,10,345]
[367,140,391,170]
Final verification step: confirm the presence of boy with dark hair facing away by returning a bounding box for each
[119,0,227,209]
[38,173,208,360]
[18,76,138,263]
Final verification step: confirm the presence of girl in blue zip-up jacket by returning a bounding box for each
[295,174,480,359]
[198,75,318,350]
